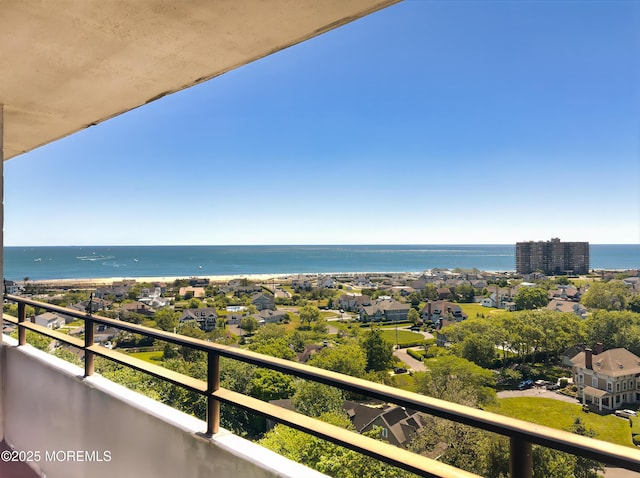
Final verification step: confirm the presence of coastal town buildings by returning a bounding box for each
[515,238,590,275]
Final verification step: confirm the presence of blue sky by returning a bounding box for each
[4,0,639,246]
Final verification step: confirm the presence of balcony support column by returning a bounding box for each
[207,351,220,436]
[510,436,532,478]
[84,315,94,376]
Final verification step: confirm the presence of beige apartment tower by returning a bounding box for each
[516,238,590,275]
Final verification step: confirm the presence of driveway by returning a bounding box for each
[497,387,579,404]
[394,346,426,372]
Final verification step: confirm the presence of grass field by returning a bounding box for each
[379,329,425,346]
[485,397,634,447]
[127,350,164,364]
[458,302,504,318]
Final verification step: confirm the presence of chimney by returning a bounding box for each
[585,348,593,370]
[438,318,444,330]
[427,302,432,323]
[595,342,603,355]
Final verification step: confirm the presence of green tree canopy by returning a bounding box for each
[298,305,321,329]
[291,381,344,418]
[361,328,394,371]
[513,287,549,310]
[308,343,367,378]
[581,280,632,311]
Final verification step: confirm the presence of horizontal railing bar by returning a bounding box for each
[214,388,480,478]
[5,317,85,349]
[87,345,209,395]
[5,295,640,473]
[88,345,477,477]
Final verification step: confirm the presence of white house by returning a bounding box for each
[34,312,65,329]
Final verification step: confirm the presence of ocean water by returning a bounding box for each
[3,244,639,281]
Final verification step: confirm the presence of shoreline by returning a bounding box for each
[19,266,639,289]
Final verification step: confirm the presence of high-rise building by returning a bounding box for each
[515,238,590,275]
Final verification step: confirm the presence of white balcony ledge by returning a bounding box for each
[0,334,327,478]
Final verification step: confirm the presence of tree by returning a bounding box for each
[298,305,321,329]
[581,280,631,311]
[455,284,476,303]
[155,308,179,332]
[249,369,295,402]
[407,308,420,325]
[291,381,344,418]
[453,332,496,368]
[629,294,640,313]
[308,343,367,378]
[413,355,496,406]
[260,412,408,478]
[513,287,549,310]
[239,316,259,335]
[361,329,394,371]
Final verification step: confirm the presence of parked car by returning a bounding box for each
[393,367,408,374]
[518,380,534,390]
[546,383,561,391]
[615,409,638,419]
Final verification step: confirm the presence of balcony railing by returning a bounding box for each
[4,294,640,478]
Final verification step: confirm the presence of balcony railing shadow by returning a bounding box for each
[3,293,640,478]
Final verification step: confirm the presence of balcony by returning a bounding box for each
[2,294,640,478]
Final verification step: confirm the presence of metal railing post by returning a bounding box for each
[207,351,220,435]
[17,302,26,345]
[84,315,94,376]
[510,436,532,478]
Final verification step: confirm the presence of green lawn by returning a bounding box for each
[457,302,503,318]
[379,329,424,346]
[127,350,164,364]
[485,397,634,447]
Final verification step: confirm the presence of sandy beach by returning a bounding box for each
[26,274,287,288]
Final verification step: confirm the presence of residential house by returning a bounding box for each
[435,318,457,347]
[420,301,467,326]
[251,292,275,311]
[623,277,640,292]
[343,401,425,447]
[119,301,155,318]
[436,288,454,300]
[571,345,640,411]
[338,294,372,312]
[188,278,210,287]
[291,275,313,291]
[546,299,587,318]
[94,284,132,300]
[317,275,336,289]
[256,309,288,324]
[179,307,218,332]
[34,312,65,329]
[360,298,410,323]
[267,399,425,447]
[3,280,21,295]
[179,286,206,299]
[352,276,378,289]
[561,344,586,367]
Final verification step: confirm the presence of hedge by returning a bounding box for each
[407,348,425,361]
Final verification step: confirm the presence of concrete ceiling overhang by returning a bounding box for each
[0,0,400,160]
